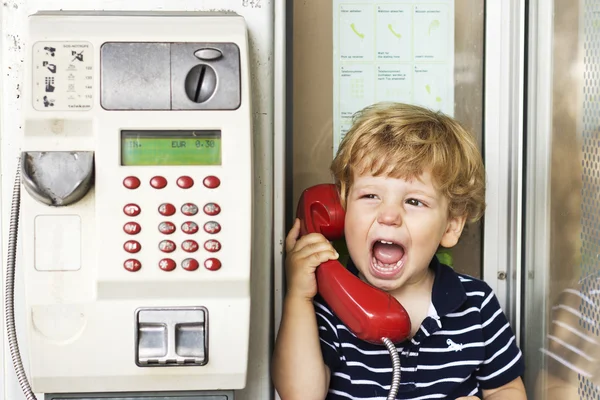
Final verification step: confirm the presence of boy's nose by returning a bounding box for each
[376,205,403,226]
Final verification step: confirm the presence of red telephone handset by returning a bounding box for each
[297,184,411,344]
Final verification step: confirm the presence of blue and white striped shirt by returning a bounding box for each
[314,257,524,399]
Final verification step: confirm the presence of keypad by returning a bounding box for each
[121,175,223,272]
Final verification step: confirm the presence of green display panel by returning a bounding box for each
[121,130,221,166]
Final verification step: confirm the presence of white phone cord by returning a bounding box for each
[4,157,37,399]
[382,337,401,400]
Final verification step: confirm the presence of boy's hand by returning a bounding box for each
[285,218,339,300]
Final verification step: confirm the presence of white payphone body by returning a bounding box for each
[11,11,252,398]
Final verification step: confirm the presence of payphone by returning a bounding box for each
[4,11,252,400]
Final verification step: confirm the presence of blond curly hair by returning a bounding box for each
[331,102,486,222]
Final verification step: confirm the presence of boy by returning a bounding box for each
[272,103,526,399]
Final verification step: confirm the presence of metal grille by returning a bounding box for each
[579,0,600,396]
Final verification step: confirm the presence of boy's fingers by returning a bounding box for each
[309,249,340,266]
[293,232,332,251]
[293,240,337,261]
[284,219,301,252]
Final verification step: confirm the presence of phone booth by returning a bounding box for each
[278,0,527,398]
[0,2,282,400]
[283,1,600,399]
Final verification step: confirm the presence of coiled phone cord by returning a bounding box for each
[382,337,401,400]
[4,158,37,400]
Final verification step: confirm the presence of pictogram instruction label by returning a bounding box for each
[333,1,455,155]
[32,41,94,111]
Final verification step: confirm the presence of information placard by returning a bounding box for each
[333,1,455,154]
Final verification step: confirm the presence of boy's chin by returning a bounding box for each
[358,270,403,292]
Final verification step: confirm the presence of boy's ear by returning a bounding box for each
[440,214,467,248]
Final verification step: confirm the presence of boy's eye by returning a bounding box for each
[406,198,424,207]
[361,194,377,199]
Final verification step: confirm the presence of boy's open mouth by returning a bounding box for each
[370,239,406,277]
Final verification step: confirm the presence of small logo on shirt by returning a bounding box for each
[446,339,463,351]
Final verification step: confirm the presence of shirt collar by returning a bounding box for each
[346,256,467,317]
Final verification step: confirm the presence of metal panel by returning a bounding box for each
[483,0,526,329]
[101,42,171,110]
[171,43,241,110]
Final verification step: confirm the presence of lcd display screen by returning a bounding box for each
[121,130,221,166]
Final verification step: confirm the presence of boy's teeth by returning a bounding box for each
[379,240,393,244]
[372,257,403,271]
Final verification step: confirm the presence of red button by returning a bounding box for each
[204,221,221,234]
[158,222,176,234]
[123,203,141,216]
[177,176,194,189]
[204,240,221,253]
[203,203,221,216]
[123,176,141,189]
[181,203,199,216]
[124,240,141,253]
[181,221,199,234]
[182,240,199,253]
[158,203,176,216]
[150,176,168,189]
[203,176,221,189]
[124,259,141,272]
[124,222,141,235]
[159,240,176,253]
[204,258,222,271]
[182,258,199,271]
[159,258,176,271]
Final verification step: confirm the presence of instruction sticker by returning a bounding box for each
[32,41,94,111]
[333,1,455,154]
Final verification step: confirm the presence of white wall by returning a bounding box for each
[0,1,277,399]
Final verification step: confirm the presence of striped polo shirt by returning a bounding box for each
[540,274,600,389]
[314,257,524,399]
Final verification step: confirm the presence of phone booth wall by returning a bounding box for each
[0,1,285,400]
[290,0,484,284]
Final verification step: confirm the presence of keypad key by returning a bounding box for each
[177,176,194,189]
[123,222,141,235]
[158,203,176,216]
[204,258,222,271]
[123,176,141,189]
[124,240,141,253]
[203,203,221,216]
[204,221,221,234]
[182,240,199,253]
[124,259,141,272]
[203,176,220,189]
[182,258,199,271]
[159,240,176,253]
[123,203,141,216]
[159,258,176,271]
[204,239,221,253]
[158,221,176,234]
[181,221,199,234]
[181,203,199,216]
[150,176,168,189]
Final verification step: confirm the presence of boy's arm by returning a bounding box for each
[481,377,527,399]
[272,295,331,400]
[456,377,527,400]
[272,220,338,400]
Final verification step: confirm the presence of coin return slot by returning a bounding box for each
[176,323,205,358]
[138,323,168,359]
[135,307,208,367]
